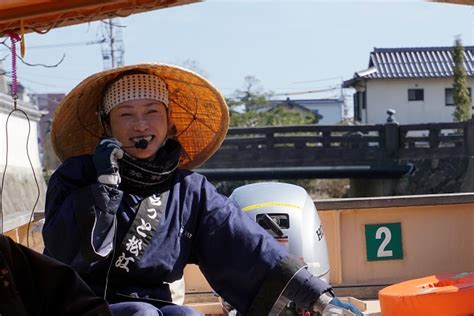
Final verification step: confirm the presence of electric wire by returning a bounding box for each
[15,39,105,50]
[103,217,118,300]
[0,108,41,248]
[0,30,41,248]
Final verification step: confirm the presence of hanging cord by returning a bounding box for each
[103,218,118,300]
[0,33,19,233]
[1,110,41,245]
[0,33,40,248]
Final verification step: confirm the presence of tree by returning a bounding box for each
[230,75,269,112]
[230,107,318,127]
[452,38,471,122]
[225,97,242,112]
[217,78,339,199]
[179,59,208,78]
[227,76,319,127]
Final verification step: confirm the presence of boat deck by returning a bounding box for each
[184,293,381,315]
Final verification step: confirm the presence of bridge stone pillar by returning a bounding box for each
[461,119,474,192]
[350,112,401,197]
[349,179,397,197]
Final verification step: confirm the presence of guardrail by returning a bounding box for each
[203,119,474,170]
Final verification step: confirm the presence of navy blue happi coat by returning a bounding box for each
[43,155,330,315]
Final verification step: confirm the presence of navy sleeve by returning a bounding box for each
[42,157,122,270]
[194,176,331,315]
[281,266,333,311]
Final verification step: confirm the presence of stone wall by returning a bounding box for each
[396,157,471,194]
[350,157,474,197]
[1,166,47,231]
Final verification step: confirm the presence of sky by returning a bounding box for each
[0,0,473,102]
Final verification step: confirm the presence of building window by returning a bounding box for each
[445,88,472,106]
[354,93,361,121]
[353,91,366,121]
[362,91,366,110]
[408,89,424,101]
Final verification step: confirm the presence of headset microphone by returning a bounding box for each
[122,139,149,149]
[135,139,149,149]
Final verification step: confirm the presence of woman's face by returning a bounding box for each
[107,99,168,160]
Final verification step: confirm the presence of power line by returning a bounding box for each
[291,76,343,84]
[0,39,105,50]
[17,76,58,87]
[1,72,57,87]
[18,70,81,80]
[272,86,341,97]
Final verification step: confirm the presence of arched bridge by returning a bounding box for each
[198,120,474,182]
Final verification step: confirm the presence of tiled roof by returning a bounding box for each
[361,46,474,79]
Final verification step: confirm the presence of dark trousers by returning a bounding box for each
[110,301,204,316]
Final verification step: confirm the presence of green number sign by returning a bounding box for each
[365,223,403,261]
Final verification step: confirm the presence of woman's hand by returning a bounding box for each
[93,138,124,186]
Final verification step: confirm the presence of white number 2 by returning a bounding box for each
[375,227,393,257]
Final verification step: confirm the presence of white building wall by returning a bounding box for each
[364,78,474,124]
[0,111,42,168]
[0,93,47,231]
[317,104,343,125]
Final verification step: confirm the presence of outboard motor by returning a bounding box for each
[221,182,330,315]
[230,182,330,282]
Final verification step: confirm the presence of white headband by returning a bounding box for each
[102,74,169,115]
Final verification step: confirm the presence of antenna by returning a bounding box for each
[101,18,125,69]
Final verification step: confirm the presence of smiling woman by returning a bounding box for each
[42,63,362,316]
[107,100,168,160]
[102,73,171,160]
[51,63,228,169]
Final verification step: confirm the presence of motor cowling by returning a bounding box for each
[230,182,330,282]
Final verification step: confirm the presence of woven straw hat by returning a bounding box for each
[51,63,229,170]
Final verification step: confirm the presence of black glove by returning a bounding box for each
[93,138,124,186]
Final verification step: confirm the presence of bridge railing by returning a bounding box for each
[206,124,387,168]
[203,120,474,169]
[397,122,467,159]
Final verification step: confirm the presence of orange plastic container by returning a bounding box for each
[379,272,474,315]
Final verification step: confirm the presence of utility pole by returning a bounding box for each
[101,18,125,69]
[109,19,114,68]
